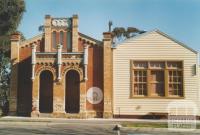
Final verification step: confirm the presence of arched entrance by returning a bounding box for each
[39,70,53,113]
[65,70,80,113]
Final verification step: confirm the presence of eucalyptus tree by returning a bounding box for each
[0,0,25,115]
[111,26,146,44]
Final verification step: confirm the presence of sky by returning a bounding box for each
[18,0,200,51]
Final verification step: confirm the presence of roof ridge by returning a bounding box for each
[113,29,197,54]
[20,33,44,47]
[78,32,102,45]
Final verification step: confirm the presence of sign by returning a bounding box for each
[87,87,103,104]
[167,100,197,131]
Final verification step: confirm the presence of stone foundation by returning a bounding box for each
[30,111,106,118]
[103,111,113,118]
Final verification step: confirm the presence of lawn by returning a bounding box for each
[122,122,200,129]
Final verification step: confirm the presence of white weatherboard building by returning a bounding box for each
[112,29,199,118]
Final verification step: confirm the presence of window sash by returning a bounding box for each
[133,70,147,96]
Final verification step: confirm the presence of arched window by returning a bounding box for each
[52,31,56,49]
[67,31,72,52]
[59,31,64,45]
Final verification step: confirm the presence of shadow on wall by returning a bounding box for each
[92,46,103,116]
[17,56,32,116]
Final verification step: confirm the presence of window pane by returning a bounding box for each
[167,61,182,69]
[168,70,183,96]
[133,70,147,96]
[133,61,148,69]
[150,62,165,69]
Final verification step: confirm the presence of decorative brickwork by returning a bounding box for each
[11,15,104,118]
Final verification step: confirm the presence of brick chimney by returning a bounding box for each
[103,32,113,118]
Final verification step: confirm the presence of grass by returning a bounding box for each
[122,122,200,129]
[122,122,168,128]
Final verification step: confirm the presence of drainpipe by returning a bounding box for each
[31,44,37,80]
[83,44,88,81]
[57,44,63,80]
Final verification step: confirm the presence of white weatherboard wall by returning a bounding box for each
[113,30,199,116]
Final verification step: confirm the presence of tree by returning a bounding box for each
[0,0,25,36]
[112,26,146,44]
[0,0,25,115]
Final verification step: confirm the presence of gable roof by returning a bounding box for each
[78,32,102,45]
[20,34,44,47]
[113,29,197,54]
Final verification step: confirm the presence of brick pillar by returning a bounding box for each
[72,15,78,52]
[53,80,65,116]
[44,15,52,52]
[80,80,87,118]
[103,32,113,118]
[9,32,21,115]
[31,75,40,117]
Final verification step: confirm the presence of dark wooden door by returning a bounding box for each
[65,70,80,113]
[39,70,53,113]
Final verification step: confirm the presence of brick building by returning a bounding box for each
[10,15,200,118]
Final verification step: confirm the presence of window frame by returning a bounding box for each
[132,69,148,97]
[130,60,184,99]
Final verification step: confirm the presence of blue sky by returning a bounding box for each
[19,0,200,51]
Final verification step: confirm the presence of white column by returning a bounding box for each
[83,44,88,81]
[31,44,37,80]
[57,44,63,80]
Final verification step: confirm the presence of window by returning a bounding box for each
[133,70,147,96]
[59,31,64,45]
[67,31,72,52]
[132,61,147,96]
[167,62,183,97]
[52,31,56,49]
[131,61,183,98]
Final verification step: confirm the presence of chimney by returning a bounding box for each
[103,32,113,118]
[72,14,78,52]
[10,32,21,63]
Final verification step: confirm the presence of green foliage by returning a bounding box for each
[112,26,146,44]
[0,50,10,96]
[0,0,25,115]
[0,0,25,36]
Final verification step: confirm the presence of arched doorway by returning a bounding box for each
[39,70,53,113]
[65,70,80,113]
